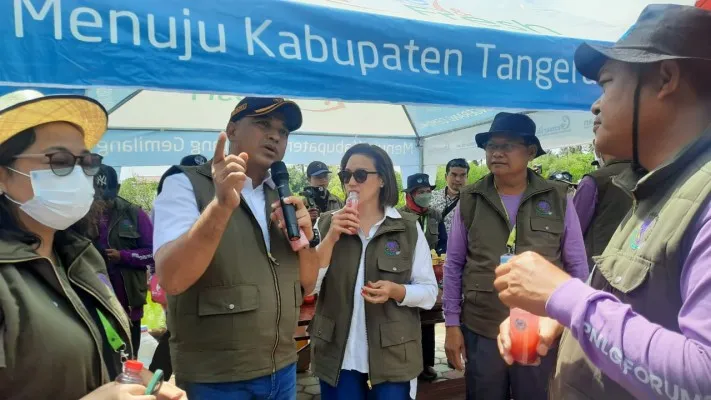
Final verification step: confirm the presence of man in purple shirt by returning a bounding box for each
[443,112,589,400]
[94,165,154,357]
[494,5,711,399]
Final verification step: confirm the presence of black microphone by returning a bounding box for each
[270,161,301,240]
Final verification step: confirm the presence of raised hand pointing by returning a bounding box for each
[211,132,248,210]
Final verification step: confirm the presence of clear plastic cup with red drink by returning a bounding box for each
[500,254,540,364]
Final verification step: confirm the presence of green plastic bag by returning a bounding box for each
[141,292,166,330]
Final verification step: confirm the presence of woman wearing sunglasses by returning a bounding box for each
[309,143,438,400]
[0,90,184,400]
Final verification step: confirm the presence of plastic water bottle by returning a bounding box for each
[137,325,158,367]
[116,359,144,385]
[346,192,359,209]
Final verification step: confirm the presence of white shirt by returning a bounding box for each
[313,207,438,399]
[152,172,275,255]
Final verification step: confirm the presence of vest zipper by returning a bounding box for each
[265,218,282,374]
[363,249,372,390]
[239,193,283,375]
[267,250,282,373]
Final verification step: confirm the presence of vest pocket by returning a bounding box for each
[311,314,336,342]
[380,321,416,366]
[198,284,259,316]
[594,255,652,294]
[377,257,412,283]
[530,217,564,234]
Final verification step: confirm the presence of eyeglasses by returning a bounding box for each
[485,142,526,153]
[14,151,103,176]
[338,169,378,184]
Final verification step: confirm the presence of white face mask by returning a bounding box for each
[4,167,95,230]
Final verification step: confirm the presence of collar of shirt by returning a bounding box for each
[242,172,275,194]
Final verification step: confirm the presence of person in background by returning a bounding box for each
[304,160,343,224]
[430,158,469,236]
[0,90,183,399]
[152,97,321,399]
[495,5,711,399]
[548,171,577,194]
[443,112,589,400]
[398,173,446,382]
[94,164,154,359]
[574,137,632,271]
[148,154,207,380]
[311,144,438,400]
[156,154,208,196]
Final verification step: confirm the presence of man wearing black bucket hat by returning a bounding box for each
[152,97,321,398]
[492,5,711,399]
[443,112,589,399]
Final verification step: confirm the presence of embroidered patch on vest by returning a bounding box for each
[535,200,553,216]
[630,213,658,250]
[385,240,401,256]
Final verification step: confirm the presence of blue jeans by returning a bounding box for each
[319,369,410,400]
[461,325,555,400]
[184,363,297,400]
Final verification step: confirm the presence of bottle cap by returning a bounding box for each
[124,359,144,372]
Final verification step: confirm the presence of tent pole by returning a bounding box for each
[402,105,424,173]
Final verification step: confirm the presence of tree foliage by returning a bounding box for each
[118,148,595,213]
[119,177,158,211]
[433,148,596,189]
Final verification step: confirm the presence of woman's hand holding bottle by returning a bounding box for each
[323,206,360,245]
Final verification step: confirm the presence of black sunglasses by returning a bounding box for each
[338,169,378,184]
[14,151,104,177]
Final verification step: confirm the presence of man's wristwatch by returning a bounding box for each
[309,227,321,248]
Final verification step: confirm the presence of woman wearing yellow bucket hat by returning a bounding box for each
[0,90,184,400]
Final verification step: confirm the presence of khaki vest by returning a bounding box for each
[310,212,423,387]
[459,171,568,339]
[582,160,633,270]
[106,197,148,308]
[552,134,711,399]
[398,207,442,250]
[167,162,302,383]
[0,231,131,399]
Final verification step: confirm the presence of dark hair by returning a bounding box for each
[446,158,470,175]
[0,128,41,245]
[340,144,399,207]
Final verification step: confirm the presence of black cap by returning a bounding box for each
[94,164,119,199]
[475,112,546,158]
[229,97,303,132]
[575,4,711,81]
[181,154,208,166]
[307,161,330,177]
[549,171,574,184]
[404,173,435,193]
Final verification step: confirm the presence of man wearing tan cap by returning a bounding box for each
[153,97,321,399]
